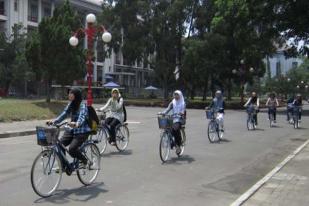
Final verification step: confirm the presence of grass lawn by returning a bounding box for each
[0,99,66,122]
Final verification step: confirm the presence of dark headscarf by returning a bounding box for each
[69,87,83,113]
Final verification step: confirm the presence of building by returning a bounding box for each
[0,0,152,91]
[264,48,303,78]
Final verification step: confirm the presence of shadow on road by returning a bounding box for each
[33,182,108,204]
[102,149,133,158]
[166,154,196,165]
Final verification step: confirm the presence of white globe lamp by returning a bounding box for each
[102,32,112,43]
[69,36,79,47]
[86,13,96,24]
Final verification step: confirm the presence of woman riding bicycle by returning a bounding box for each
[48,87,90,168]
[160,90,186,154]
[244,92,260,125]
[99,88,124,145]
[266,92,279,123]
[208,90,225,132]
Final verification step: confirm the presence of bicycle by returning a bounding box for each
[30,122,101,198]
[157,114,186,163]
[206,109,224,143]
[246,105,257,130]
[91,111,129,154]
[268,107,276,128]
[287,105,294,124]
[292,106,302,129]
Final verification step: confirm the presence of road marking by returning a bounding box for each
[126,121,141,124]
[230,138,309,206]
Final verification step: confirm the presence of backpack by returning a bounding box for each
[87,105,100,134]
[118,97,127,122]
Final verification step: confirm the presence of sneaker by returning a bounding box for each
[110,141,116,146]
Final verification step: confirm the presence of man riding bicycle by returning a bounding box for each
[47,87,91,172]
[160,90,186,154]
[208,90,225,132]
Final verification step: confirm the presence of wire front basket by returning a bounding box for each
[36,127,59,146]
[157,116,173,129]
[206,110,214,119]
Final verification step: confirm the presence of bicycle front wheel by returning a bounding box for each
[247,115,255,130]
[208,121,219,143]
[92,128,108,155]
[31,149,62,198]
[115,125,130,152]
[77,143,101,186]
[159,132,170,163]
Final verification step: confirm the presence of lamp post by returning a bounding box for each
[232,59,254,104]
[69,13,112,106]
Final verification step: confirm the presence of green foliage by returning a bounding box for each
[26,0,85,101]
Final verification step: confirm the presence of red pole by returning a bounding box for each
[86,23,95,106]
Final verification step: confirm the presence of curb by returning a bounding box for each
[0,130,36,138]
[230,138,309,206]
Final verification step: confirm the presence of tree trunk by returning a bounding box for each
[227,78,232,100]
[46,78,52,103]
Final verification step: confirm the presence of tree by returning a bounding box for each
[0,24,31,96]
[26,0,85,102]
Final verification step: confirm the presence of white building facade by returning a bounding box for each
[0,0,152,89]
[264,50,303,78]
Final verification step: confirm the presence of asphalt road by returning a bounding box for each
[0,106,308,206]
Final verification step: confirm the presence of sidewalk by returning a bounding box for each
[0,120,47,138]
[243,141,309,206]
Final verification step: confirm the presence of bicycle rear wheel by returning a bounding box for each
[31,149,62,198]
[208,121,219,143]
[115,125,130,152]
[159,132,170,162]
[77,143,101,186]
[91,128,108,155]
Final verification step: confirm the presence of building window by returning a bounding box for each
[96,39,105,62]
[14,0,18,11]
[43,6,51,17]
[28,1,38,22]
[0,1,5,15]
[292,62,298,69]
[276,61,281,76]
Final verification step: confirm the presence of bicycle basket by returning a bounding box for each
[36,127,59,146]
[206,110,214,119]
[158,116,173,129]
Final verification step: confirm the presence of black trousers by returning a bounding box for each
[105,117,120,142]
[171,122,182,146]
[60,131,88,162]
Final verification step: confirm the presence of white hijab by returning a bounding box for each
[172,90,185,114]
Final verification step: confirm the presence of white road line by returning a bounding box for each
[230,138,309,206]
[126,121,141,124]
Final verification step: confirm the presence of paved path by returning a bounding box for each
[0,106,308,206]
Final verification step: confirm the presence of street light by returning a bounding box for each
[69,13,112,106]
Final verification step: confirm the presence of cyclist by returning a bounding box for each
[99,88,124,145]
[286,95,294,122]
[208,90,225,132]
[160,90,186,154]
[244,92,260,125]
[266,92,279,123]
[292,94,303,123]
[48,87,90,169]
